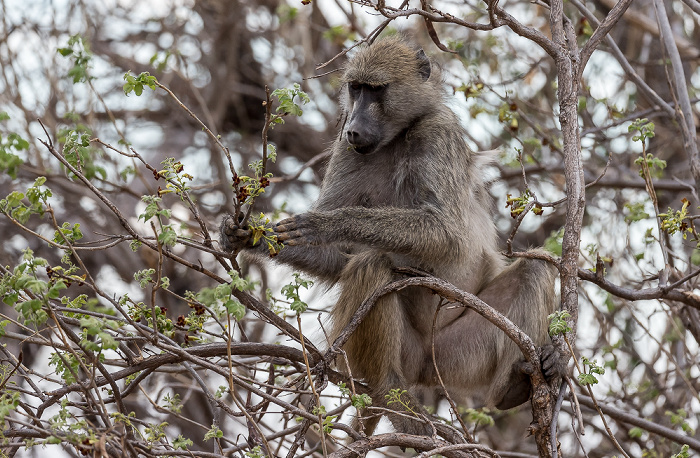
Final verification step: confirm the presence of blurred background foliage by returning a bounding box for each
[0,0,699,456]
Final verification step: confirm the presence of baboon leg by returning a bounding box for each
[478,256,556,408]
[432,256,557,409]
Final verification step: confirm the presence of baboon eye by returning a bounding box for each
[349,82,386,92]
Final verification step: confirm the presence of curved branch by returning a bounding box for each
[510,250,700,309]
[329,432,493,458]
[325,275,540,374]
[372,0,558,58]
[495,6,559,58]
[681,0,700,15]
[41,342,308,401]
[376,4,494,30]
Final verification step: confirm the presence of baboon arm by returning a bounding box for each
[275,244,350,282]
[276,206,460,262]
[220,214,350,281]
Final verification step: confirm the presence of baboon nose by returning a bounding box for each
[346,130,360,145]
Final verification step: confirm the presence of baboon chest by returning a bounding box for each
[341,156,420,208]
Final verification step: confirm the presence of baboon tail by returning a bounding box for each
[332,252,432,434]
[331,251,404,389]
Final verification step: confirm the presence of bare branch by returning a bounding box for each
[577,395,700,452]
[579,0,634,73]
[652,0,700,191]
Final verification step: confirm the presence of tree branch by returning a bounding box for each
[577,395,700,452]
[578,0,634,74]
[652,0,700,191]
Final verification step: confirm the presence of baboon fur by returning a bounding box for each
[221,36,559,435]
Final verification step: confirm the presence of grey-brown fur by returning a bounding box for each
[221,36,559,435]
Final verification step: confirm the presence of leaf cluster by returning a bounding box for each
[280,273,313,314]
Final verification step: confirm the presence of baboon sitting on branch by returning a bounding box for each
[221,36,561,435]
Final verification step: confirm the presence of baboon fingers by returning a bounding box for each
[275,217,298,232]
[219,214,258,251]
[278,231,311,245]
[221,217,249,236]
[540,344,564,380]
[518,360,535,375]
[221,214,237,231]
[274,224,292,235]
[275,230,292,242]
[222,224,250,238]
[224,229,251,246]
[275,215,320,245]
[515,345,563,381]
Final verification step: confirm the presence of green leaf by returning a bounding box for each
[691,249,700,266]
[0,320,10,337]
[214,283,233,300]
[0,151,23,179]
[351,393,372,409]
[7,191,24,207]
[134,268,156,288]
[224,299,246,320]
[173,435,193,450]
[158,226,178,247]
[272,83,310,118]
[123,71,158,96]
[204,425,223,441]
[577,373,598,386]
[548,310,572,336]
[47,280,67,299]
[290,299,307,313]
[2,292,18,307]
[463,408,495,427]
[623,201,650,223]
[25,278,47,295]
[671,444,690,458]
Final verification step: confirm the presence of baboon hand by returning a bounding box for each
[275,213,323,246]
[516,344,565,380]
[540,344,566,381]
[219,214,255,251]
[496,344,566,410]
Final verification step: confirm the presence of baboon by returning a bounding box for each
[221,36,560,435]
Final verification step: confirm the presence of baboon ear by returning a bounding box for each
[416,49,431,81]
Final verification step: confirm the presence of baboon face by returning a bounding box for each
[342,38,434,155]
[345,82,387,155]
